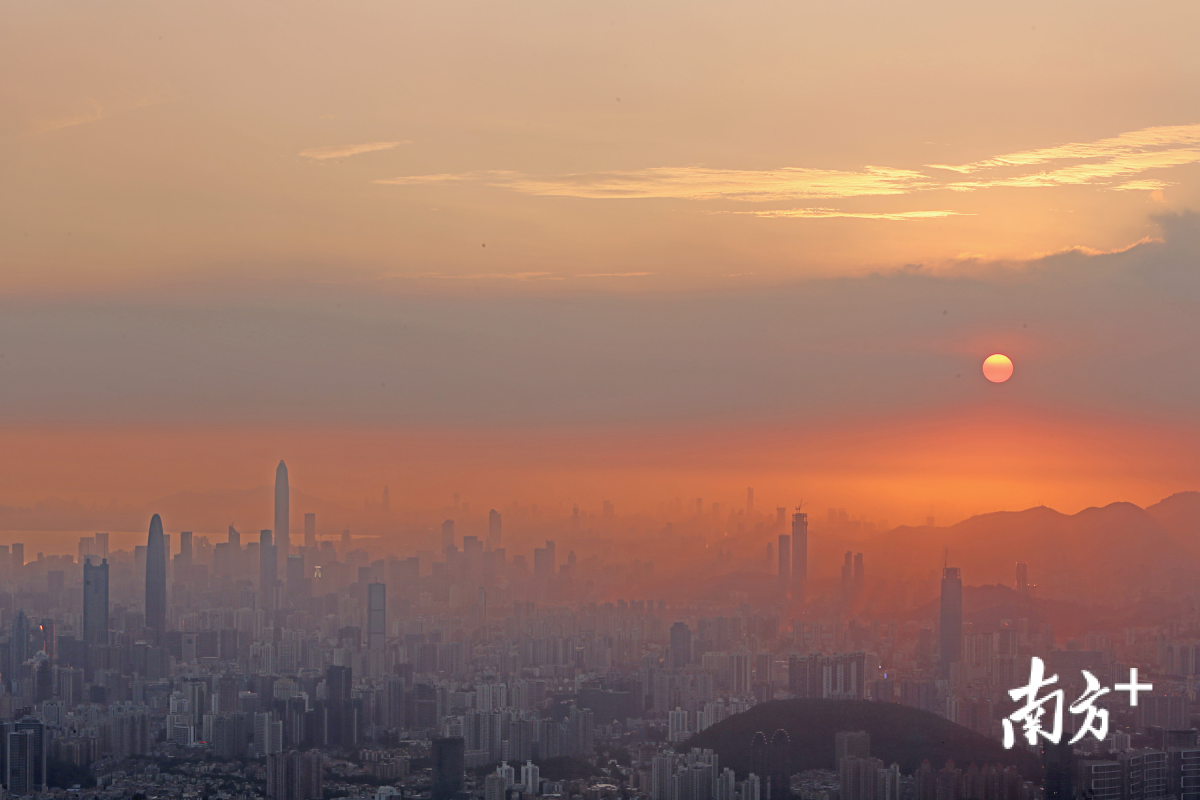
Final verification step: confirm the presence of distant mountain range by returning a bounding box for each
[685,698,1041,778]
[857,493,1200,603]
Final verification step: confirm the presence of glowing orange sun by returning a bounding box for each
[983,353,1014,383]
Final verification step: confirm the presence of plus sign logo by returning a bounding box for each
[1002,658,1155,748]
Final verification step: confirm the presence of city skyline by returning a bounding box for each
[4,3,1200,799]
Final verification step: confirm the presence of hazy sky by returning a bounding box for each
[4,1,1200,523]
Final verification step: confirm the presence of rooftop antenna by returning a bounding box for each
[943,545,949,569]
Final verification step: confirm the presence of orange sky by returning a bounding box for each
[2,400,1196,531]
[4,1,1200,527]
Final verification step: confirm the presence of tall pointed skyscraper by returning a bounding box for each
[274,461,290,563]
[145,514,167,636]
[791,510,808,604]
[939,566,963,678]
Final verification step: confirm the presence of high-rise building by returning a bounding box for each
[791,511,808,602]
[835,730,871,761]
[94,532,109,560]
[521,758,541,796]
[228,525,241,549]
[6,726,43,795]
[145,515,167,636]
[367,583,386,650]
[82,558,109,646]
[325,665,354,747]
[534,540,556,579]
[488,509,502,549]
[441,519,455,551]
[267,750,324,800]
[432,737,466,800]
[179,531,193,564]
[1016,562,1028,593]
[10,717,47,794]
[838,757,899,800]
[9,610,30,691]
[286,555,307,603]
[304,513,316,549]
[260,530,277,610]
[275,461,290,563]
[255,711,283,756]
[841,552,854,602]
[670,622,692,668]
[777,534,791,595]
[939,567,963,678]
[11,542,23,574]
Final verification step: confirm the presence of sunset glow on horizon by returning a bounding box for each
[3,0,1200,532]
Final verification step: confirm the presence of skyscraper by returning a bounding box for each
[791,511,808,603]
[275,461,290,563]
[82,558,109,646]
[260,530,277,610]
[488,509,502,549]
[267,750,324,800]
[432,737,466,800]
[7,720,46,795]
[286,555,307,603]
[304,513,316,549]
[367,583,386,650]
[145,514,167,636]
[669,621,692,668]
[9,610,30,690]
[228,525,241,549]
[441,519,455,550]
[777,534,791,595]
[939,566,963,678]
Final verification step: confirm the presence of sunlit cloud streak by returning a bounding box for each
[737,208,968,220]
[378,166,932,200]
[376,123,1200,218]
[929,123,1200,172]
[301,141,408,160]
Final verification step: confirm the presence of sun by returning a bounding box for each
[982,353,1014,383]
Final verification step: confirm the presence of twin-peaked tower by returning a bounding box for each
[775,507,808,604]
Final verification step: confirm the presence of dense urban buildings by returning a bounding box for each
[0,464,1193,800]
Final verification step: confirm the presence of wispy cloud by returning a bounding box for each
[929,124,1200,173]
[1112,180,1173,192]
[737,208,968,220]
[28,88,175,136]
[378,166,931,201]
[374,122,1200,217]
[409,271,562,281]
[301,141,408,160]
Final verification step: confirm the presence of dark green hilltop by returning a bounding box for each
[684,699,1041,779]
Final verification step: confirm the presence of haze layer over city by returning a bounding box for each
[5,3,1200,800]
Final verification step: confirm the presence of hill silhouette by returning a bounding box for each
[684,699,1040,779]
[1147,492,1200,558]
[859,501,1195,603]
